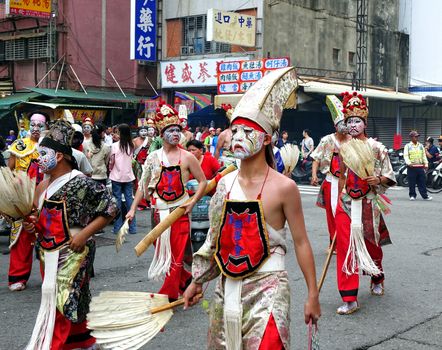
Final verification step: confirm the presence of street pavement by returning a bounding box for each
[1,184,441,349]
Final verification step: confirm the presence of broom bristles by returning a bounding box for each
[87,291,174,349]
[279,144,300,174]
[340,139,375,179]
[0,168,35,219]
[115,219,130,252]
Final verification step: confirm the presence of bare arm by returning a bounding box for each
[181,154,207,214]
[311,160,320,185]
[214,133,225,159]
[283,181,321,324]
[70,215,114,252]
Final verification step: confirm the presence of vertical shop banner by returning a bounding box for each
[6,0,52,18]
[130,0,157,61]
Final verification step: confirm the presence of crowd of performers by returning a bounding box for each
[1,66,398,349]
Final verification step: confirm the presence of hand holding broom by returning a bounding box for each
[134,164,237,257]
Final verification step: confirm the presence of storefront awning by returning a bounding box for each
[19,101,122,110]
[300,80,424,103]
[0,92,41,110]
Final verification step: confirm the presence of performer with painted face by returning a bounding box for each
[178,104,194,148]
[184,67,320,349]
[311,96,351,251]
[81,117,94,153]
[24,120,118,350]
[334,92,396,315]
[127,102,207,301]
[7,112,48,292]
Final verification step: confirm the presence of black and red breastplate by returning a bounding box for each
[155,165,185,203]
[346,169,370,199]
[330,152,341,178]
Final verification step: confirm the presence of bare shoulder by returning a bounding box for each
[269,169,298,194]
[35,179,49,199]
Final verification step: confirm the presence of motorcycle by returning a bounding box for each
[429,160,442,192]
[396,163,435,188]
[291,157,325,185]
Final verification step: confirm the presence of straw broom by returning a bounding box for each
[0,168,36,220]
[87,292,203,350]
[115,219,130,252]
[134,164,237,257]
[339,139,382,276]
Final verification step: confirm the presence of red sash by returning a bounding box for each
[36,199,71,251]
[155,165,185,203]
[136,147,149,165]
[330,152,341,178]
[346,169,370,199]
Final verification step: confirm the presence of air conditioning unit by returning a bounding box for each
[180,46,194,55]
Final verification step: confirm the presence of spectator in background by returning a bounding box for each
[194,126,202,141]
[276,130,290,148]
[301,129,314,160]
[86,124,110,186]
[404,130,431,201]
[204,127,216,154]
[104,126,113,146]
[5,130,16,147]
[109,124,136,234]
[112,125,120,143]
[186,139,220,180]
[425,137,440,169]
[200,126,210,143]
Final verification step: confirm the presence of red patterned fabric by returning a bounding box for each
[51,310,95,350]
[330,152,341,177]
[8,229,35,285]
[36,200,71,251]
[346,169,370,199]
[155,166,185,202]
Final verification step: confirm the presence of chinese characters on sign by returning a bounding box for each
[130,0,156,61]
[160,57,249,88]
[6,0,52,19]
[217,57,290,94]
[207,9,256,47]
[54,110,107,123]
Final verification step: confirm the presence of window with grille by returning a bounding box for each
[182,15,230,55]
[4,34,50,61]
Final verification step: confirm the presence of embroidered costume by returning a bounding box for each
[26,121,118,350]
[334,93,396,306]
[191,67,298,349]
[8,137,41,289]
[311,95,347,243]
[139,103,193,300]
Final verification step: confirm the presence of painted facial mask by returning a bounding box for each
[139,128,148,137]
[231,124,265,159]
[37,146,58,173]
[29,119,46,136]
[180,119,187,129]
[346,117,365,137]
[336,121,348,134]
[163,126,181,145]
[147,127,155,137]
[83,124,92,134]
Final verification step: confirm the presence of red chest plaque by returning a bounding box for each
[136,147,149,165]
[155,165,185,203]
[330,152,341,177]
[215,200,270,279]
[346,169,370,199]
[36,200,71,251]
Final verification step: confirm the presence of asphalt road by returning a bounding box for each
[1,184,441,350]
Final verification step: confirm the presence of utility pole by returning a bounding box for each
[355,0,368,91]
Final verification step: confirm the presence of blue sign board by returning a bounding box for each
[131,0,156,61]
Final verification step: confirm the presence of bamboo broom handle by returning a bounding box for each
[134,164,237,257]
[317,232,337,293]
[150,293,204,314]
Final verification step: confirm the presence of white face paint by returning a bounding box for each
[83,124,92,134]
[180,119,187,129]
[139,129,148,138]
[147,127,155,137]
[346,117,366,137]
[37,146,58,173]
[163,126,181,145]
[231,124,265,159]
[336,121,348,134]
[29,116,46,137]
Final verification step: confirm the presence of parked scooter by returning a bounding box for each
[429,160,442,191]
[291,158,325,185]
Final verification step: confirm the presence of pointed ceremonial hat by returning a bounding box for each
[231,67,298,134]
